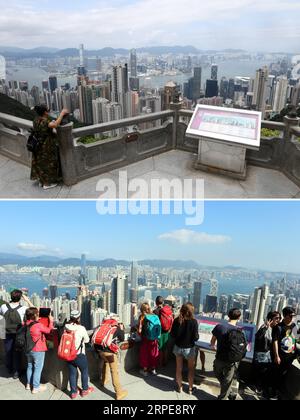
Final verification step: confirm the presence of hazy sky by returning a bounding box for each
[0,0,300,52]
[0,200,299,273]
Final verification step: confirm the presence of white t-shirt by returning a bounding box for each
[0,302,27,324]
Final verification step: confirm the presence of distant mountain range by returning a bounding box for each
[0,252,293,275]
[0,45,248,58]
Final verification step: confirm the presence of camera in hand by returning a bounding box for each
[39,308,51,318]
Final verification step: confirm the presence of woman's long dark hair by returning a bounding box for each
[34,104,49,117]
[178,303,195,325]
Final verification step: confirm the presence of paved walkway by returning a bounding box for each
[0,150,299,199]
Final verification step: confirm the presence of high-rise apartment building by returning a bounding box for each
[273,76,288,112]
[131,261,138,289]
[111,64,129,118]
[253,67,269,118]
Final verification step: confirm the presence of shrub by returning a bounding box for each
[261,128,281,138]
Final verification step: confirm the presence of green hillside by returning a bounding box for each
[0,93,35,121]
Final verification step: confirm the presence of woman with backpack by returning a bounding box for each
[24,307,54,394]
[63,310,94,399]
[30,104,69,190]
[170,303,199,394]
[138,303,160,377]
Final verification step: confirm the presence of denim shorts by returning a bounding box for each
[173,345,196,360]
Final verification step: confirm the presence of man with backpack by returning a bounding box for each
[0,290,33,378]
[92,316,128,401]
[211,308,247,400]
[272,307,298,395]
[154,296,173,367]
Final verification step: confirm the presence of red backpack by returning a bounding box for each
[91,319,119,354]
[57,329,83,362]
[159,306,174,332]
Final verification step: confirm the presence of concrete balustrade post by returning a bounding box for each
[170,102,183,149]
[56,122,78,186]
[283,115,300,142]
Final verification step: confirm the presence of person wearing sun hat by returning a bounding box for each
[65,310,94,399]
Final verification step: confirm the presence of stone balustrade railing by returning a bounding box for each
[0,105,300,187]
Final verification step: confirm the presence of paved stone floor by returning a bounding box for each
[0,358,261,401]
[0,150,299,199]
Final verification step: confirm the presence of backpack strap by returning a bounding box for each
[77,338,84,354]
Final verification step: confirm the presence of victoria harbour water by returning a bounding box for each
[6,59,274,91]
[0,273,270,301]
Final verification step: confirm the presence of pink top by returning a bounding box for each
[26,320,54,352]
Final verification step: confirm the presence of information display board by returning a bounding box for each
[186,105,262,148]
[195,316,256,360]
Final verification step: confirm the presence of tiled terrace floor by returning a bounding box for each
[0,150,299,199]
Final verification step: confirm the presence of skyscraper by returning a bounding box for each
[111,275,128,317]
[253,67,269,118]
[49,285,58,301]
[49,76,58,93]
[161,81,180,110]
[210,276,219,297]
[78,84,94,124]
[211,64,218,81]
[130,49,137,78]
[250,285,269,327]
[192,67,202,102]
[205,80,218,98]
[131,261,138,290]
[193,281,202,314]
[111,64,129,117]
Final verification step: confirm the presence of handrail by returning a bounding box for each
[291,126,300,137]
[0,112,33,130]
[73,110,175,137]
[261,121,285,131]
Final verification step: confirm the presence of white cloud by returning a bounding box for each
[0,0,299,50]
[158,229,231,245]
[17,242,47,252]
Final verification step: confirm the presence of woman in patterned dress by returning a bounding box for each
[31,105,69,190]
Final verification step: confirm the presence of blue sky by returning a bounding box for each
[0,0,300,52]
[0,200,299,273]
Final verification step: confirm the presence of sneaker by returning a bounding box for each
[25,384,31,391]
[13,372,19,380]
[188,386,197,395]
[81,387,95,398]
[175,383,183,393]
[43,184,58,190]
[71,390,80,400]
[140,369,149,377]
[32,385,47,394]
[116,389,128,401]
[151,369,158,376]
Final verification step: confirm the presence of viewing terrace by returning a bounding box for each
[0,104,300,199]
[0,336,299,401]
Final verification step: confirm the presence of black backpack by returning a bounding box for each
[3,304,22,334]
[219,329,248,363]
[15,322,39,354]
[26,130,42,153]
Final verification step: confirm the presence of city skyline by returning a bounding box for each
[0,200,300,273]
[1,0,300,52]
